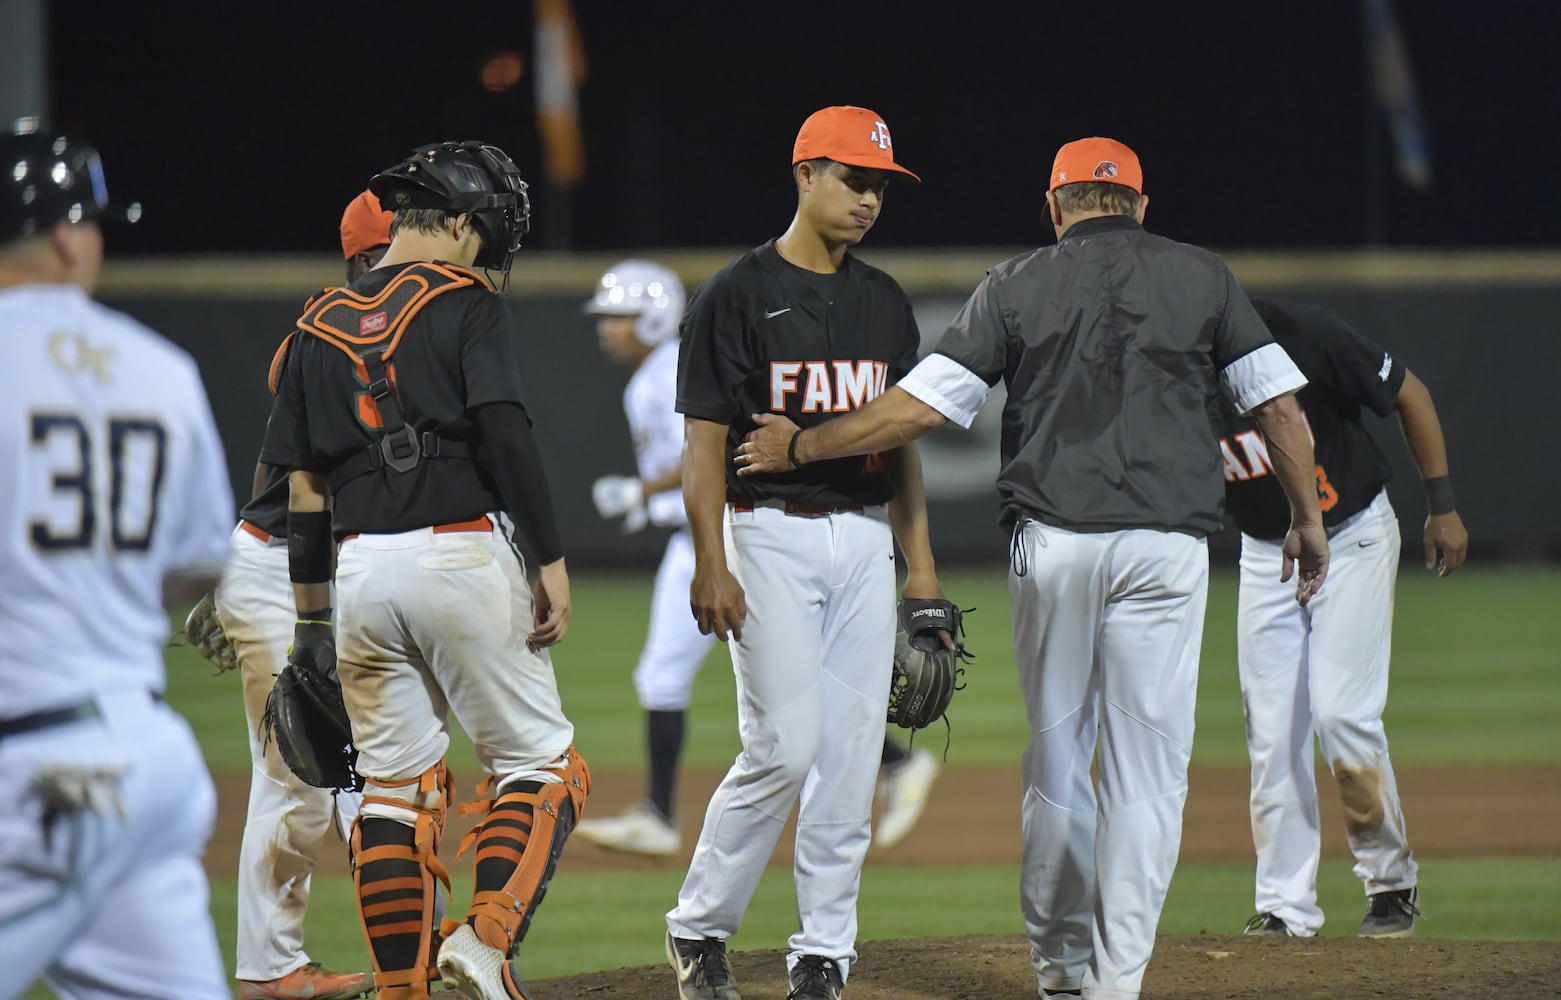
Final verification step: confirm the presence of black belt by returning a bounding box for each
[0,691,163,741]
[0,702,101,740]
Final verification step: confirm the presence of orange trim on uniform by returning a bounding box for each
[239,520,272,543]
[267,331,297,396]
[339,515,492,544]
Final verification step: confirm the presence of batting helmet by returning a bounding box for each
[0,118,139,245]
[583,260,686,346]
[369,140,530,277]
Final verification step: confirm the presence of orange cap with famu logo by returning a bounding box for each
[1050,137,1142,194]
[792,106,920,182]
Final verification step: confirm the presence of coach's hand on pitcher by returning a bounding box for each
[691,563,747,642]
[1281,521,1329,606]
[530,559,572,651]
[735,413,803,476]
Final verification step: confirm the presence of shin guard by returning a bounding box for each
[352,761,453,1000]
[456,747,590,959]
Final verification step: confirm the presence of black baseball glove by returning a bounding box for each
[887,598,972,732]
[261,618,362,791]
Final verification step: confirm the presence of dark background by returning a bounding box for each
[49,1,1561,255]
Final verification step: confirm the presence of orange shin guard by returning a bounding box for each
[352,762,453,999]
[456,747,590,957]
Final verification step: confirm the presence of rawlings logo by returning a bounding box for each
[360,310,389,335]
[1093,160,1119,180]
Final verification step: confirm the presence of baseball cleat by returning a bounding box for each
[574,800,680,858]
[786,955,844,1000]
[1359,887,1420,938]
[666,931,742,1000]
[1242,912,1293,936]
[874,748,940,849]
[437,922,528,999]
[238,962,374,999]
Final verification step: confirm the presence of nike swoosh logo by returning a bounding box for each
[1358,539,1378,547]
[764,307,792,319]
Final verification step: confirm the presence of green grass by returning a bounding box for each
[24,567,1557,997]
[171,565,1561,773]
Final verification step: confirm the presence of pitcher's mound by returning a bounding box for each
[531,934,1561,999]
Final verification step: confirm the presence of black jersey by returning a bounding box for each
[261,262,531,536]
[676,240,921,506]
[238,461,289,537]
[1217,297,1406,540]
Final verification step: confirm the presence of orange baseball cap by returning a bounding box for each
[792,106,920,183]
[1049,137,1142,194]
[339,189,394,258]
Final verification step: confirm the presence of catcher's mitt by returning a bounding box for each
[182,593,237,674]
[261,620,362,791]
[887,598,972,732]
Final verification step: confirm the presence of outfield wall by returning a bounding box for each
[98,249,1561,567]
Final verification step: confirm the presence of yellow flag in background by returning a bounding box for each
[535,0,587,187]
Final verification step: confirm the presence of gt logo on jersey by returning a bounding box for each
[869,121,891,149]
[769,360,889,413]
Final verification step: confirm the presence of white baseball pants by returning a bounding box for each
[1010,520,1208,1000]
[333,515,575,797]
[0,689,227,1000]
[634,529,718,711]
[214,522,362,981]
[667,503,895,980]
[1239,490,1417,935]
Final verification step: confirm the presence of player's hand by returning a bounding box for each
[530,559,572,651]
[591,475,644,520]
[1424,512,1468,577]
[1280,522,1329,606]
[690,563,747,642]
[901,571,957,652]
[735,413,802,477]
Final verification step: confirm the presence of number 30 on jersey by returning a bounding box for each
[28,412,167,552]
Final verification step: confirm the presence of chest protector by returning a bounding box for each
[286,262,491,492]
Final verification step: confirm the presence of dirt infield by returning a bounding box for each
[528,934,1561,999]
[204,762,1561,878]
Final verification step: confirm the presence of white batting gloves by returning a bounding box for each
[591,475,648,534]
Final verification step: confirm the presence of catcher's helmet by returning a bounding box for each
[0,118,139,244]
[583,260,686,346]
[369,140,530,276]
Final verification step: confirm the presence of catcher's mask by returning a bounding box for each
[369,139,530,278]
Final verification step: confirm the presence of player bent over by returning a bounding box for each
[265,140,588,1000]
[188,190,393,1000]
[1223,298,1467,940]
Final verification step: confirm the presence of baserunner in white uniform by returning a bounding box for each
[577,260,940,861]
[0,121,234,1000]
[189,192,393,1000]
[738,137,1331,1000]
[1221,297,1467,941]
[667,106,950,1000]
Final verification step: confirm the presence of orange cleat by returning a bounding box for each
[239,962,375,1000]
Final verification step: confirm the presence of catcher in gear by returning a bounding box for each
[888,599,972,733]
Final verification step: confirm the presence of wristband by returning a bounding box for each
[287,510,334,583]
[787,430,804,470]
[1424,476,1457,516]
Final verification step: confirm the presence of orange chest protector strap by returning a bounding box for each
[293,262,490,492]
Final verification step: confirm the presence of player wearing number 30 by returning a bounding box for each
[0,121,234,998]
[1220,297,1467,941]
